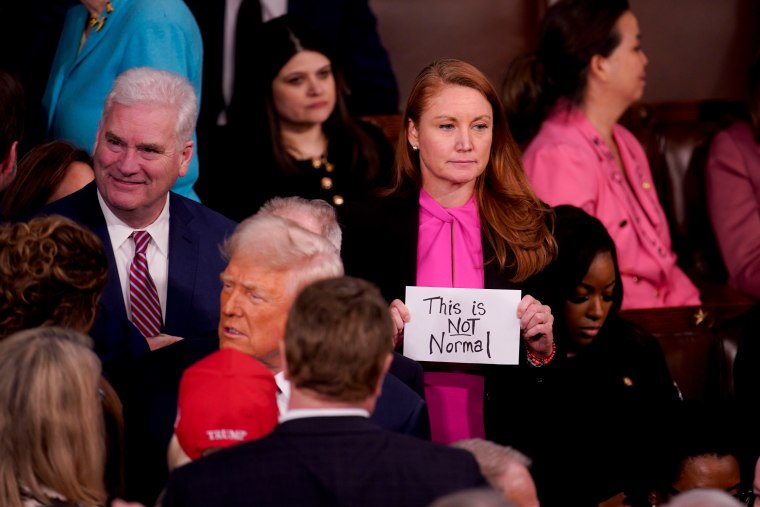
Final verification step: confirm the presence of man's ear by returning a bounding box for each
[0,140,18,175]
[178,141,193,178]
[0,140,18,190]
[372,353,394,398]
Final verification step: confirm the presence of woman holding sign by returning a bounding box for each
[339,58,557,444]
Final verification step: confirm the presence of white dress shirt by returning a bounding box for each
[274,371,370,421]
[98,191,171,320]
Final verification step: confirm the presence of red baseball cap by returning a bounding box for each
[175,348,279,460]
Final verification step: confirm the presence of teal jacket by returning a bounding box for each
[42,0,203,201]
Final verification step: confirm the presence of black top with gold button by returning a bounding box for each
[200,119,394,223]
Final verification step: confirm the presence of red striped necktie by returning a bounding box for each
[129,231,163,338]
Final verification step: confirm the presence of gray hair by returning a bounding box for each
[452,438,532,481]
[102,67,197,145]
[258,196,342,251]
[429,488,516,507]
[663,488,744,507]
[222,214,343,296]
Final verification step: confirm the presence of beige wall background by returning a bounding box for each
[370,0,760,111]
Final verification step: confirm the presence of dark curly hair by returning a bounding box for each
[0,215,108,339]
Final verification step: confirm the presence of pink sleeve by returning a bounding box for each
[523,143,600,215]
[706,127,760,298]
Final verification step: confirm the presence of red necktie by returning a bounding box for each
[129,231,163,337]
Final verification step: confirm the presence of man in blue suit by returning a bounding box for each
[162,276,485,507]
[120,205,427,506]
[216,211,428,438]
[35,67,236,390]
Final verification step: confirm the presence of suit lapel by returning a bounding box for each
[75,183,130,322]
[165,195,199,331]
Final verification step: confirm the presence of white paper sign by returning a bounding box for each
[403,286,522,365]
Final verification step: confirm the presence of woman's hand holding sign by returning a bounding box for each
[391,294,554,364]
[517,295,555,362]
[390,298,411,347]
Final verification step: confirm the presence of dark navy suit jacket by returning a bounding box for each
[34,181,237,389]
[116,345,428,506]
[162,416,486,507]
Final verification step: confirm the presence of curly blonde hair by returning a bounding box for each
[0,215,108,339]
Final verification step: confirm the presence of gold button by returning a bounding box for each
[332,195,344,206]
[312,158,322,169]
[623,376,633,387]
[325,162,335,173]
[321,177,333,190]
[642,181,651,190]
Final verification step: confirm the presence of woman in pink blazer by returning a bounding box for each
[706,53,760,299]
[505,0,700,310]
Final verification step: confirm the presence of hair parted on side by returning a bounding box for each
[529,204,622,314]
[0,326,106,507]
[391,58,556,281]
[103,67,197,145]
[0,215,108,339]
[503,0,629,143]
[237,14,382,180]
[222,213,344,296]
[284,276,394,402]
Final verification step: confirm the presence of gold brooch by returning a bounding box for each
[89,1,114,33]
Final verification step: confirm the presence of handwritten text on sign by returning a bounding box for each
[403,286,521,365]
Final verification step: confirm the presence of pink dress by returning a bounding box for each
[416,190,487,443]
[522,103,701,309]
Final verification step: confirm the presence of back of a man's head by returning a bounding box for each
[258,196,342,251]
[284,276,393,403]
[0,70,25,191]
[451,439,538,507]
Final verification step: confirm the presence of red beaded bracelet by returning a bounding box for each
[526,341,556,367]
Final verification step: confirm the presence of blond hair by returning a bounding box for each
[0,327,106,507]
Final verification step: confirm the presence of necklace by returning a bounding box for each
[87,1,114,33]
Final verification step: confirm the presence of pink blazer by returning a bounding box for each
[706,121,760,299]
[522,104,701,309]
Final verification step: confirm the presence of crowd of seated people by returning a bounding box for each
[3,1,760,506]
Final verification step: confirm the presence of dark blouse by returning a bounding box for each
[487,314,680,507]
[198,119,393,223]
